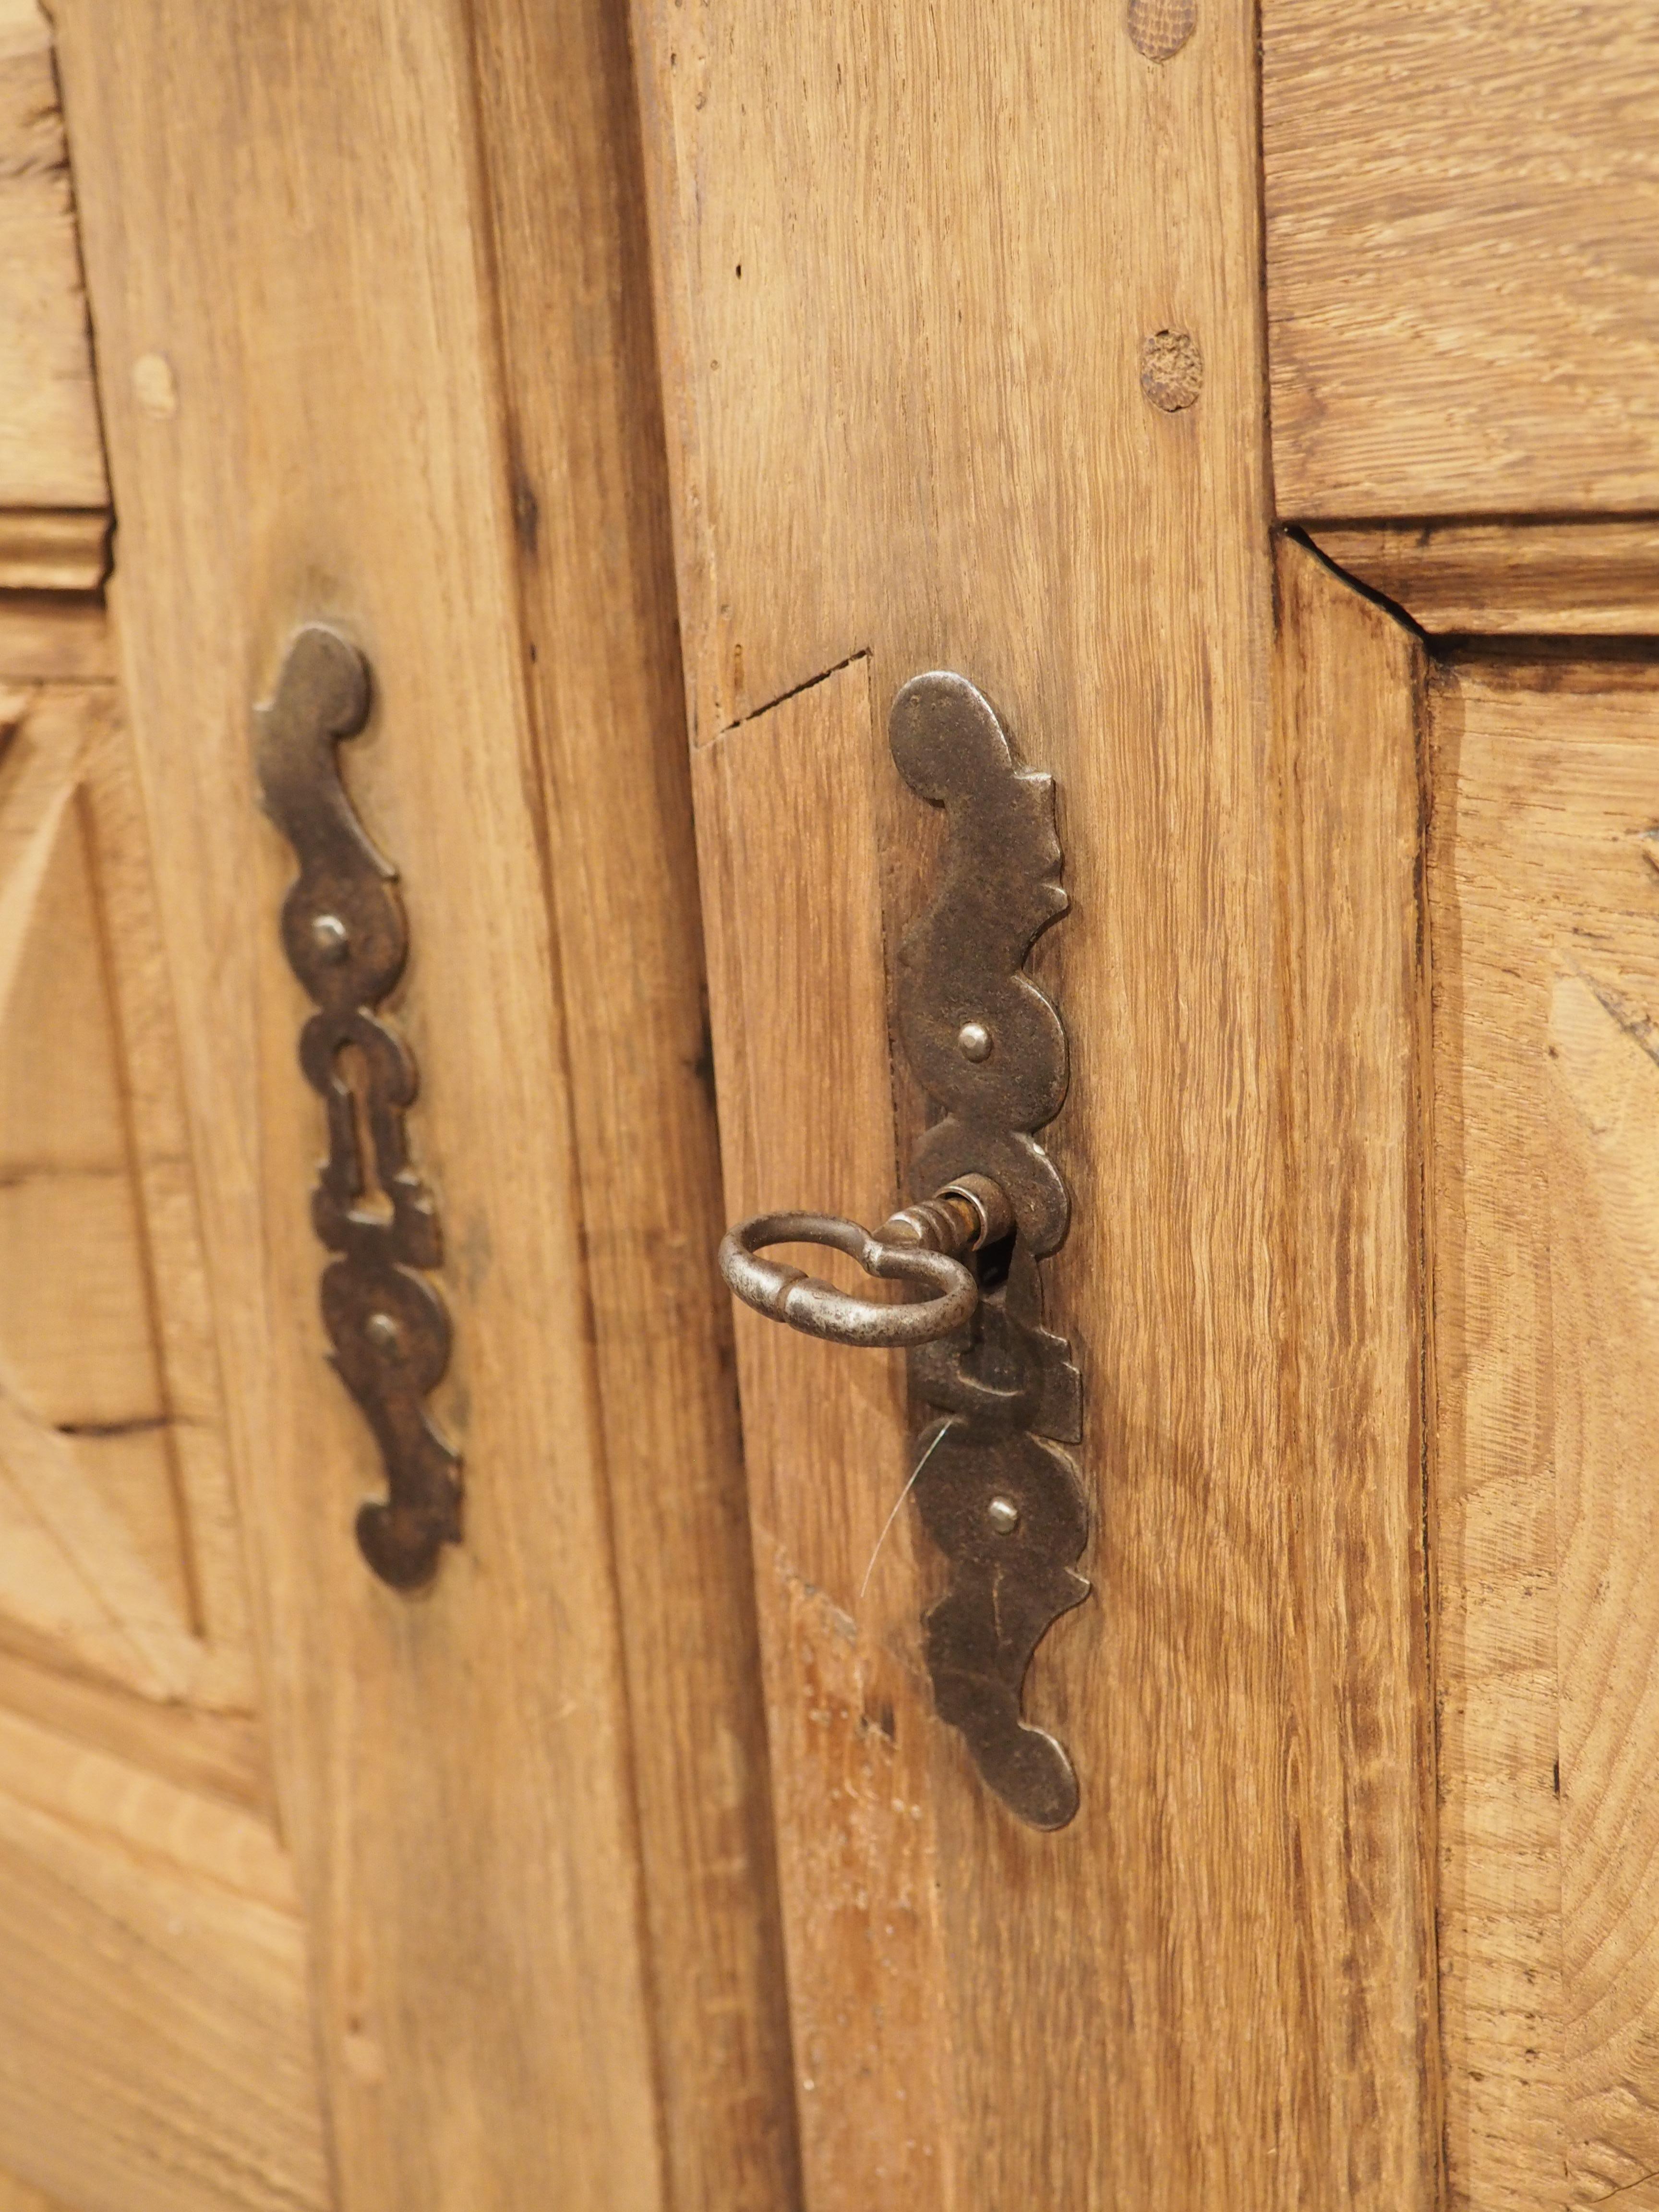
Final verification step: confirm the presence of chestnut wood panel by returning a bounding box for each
[1429,657,1659,2209]
[1264,0,1659,519]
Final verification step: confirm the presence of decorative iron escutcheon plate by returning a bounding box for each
[256,626,461,1590]
[891,673,1088,1831]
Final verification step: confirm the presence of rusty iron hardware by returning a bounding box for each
[720,671,1087,1830]
[718,1173,1012,1346]
[256,626,461,1591]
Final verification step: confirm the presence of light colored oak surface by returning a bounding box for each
[1264,0,1659,518]
[635,2,1367,2201]
[52,0,684,2202]
[464,3,798,2199]
[0,1646,271,1814]
[0,2172,76,2212]
[1311,523,1659,639]
[0,677,252,1708]
[1275,538,1439,2209]
[695,661,954,2199]
[1429,657,1659,2209]
[0,1702,327,2212]
[0,0,105,509]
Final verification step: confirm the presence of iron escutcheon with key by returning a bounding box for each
[719,671,1089,1831]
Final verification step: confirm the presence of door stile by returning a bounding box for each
[460,1,803,2203]
[1273,536,1442,2210]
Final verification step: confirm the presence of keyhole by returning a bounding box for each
[335,1042,395,1226]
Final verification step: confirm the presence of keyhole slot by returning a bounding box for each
[972,1224,1017,1294]
[333,1041,395,1226]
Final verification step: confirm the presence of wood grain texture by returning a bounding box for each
[53,2,673,2203]
[635,2,1329,2200]
[0,0,106,508]
[1429,658,1659,2209]
[0,596,109,682]
[1264,0,1659,519]
[694,661,954,2200]
[463,5,799,2201]
[0,1707,327,2212]
[0,678,253,1707]
[0,2171,76,2212]
[0,1647,271,1815]
[0,1700,296,1911]
[0,721,169,1433]
[1275,538,1439,2210]
[1311,522,1659,639]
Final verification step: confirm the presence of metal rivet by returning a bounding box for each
[957,1020,994,1062]
[312,913,350,963]
[986,1495,1021,1533]
[365,1311,403,1355]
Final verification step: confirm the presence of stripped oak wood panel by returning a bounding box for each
[0,604,273,1820]
[1274,538,1439,2210]
[0,0,105,510]
[464,4,798,2200]
[632,2,1401,2201]
[0,1702,327,2212]
[53,3,673,2202]
[1311,524,1659,640]
[694,661,952,2200]
[0,675,252,1709]
[0,1646,270,1815]
[1429,658,1659,2209]
[1263,0,1659,518]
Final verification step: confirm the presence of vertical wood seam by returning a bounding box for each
[450,10,675,2204]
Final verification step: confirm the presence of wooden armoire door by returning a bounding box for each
[633,1,1659,2207]
[8,0,1659,2208]
[2,0,792,2206]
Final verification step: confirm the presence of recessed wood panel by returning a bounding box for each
[1429,658,1659,2208]
[0,0,107,510]
[0,1703,327,2212]
[0,681,252,1705]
